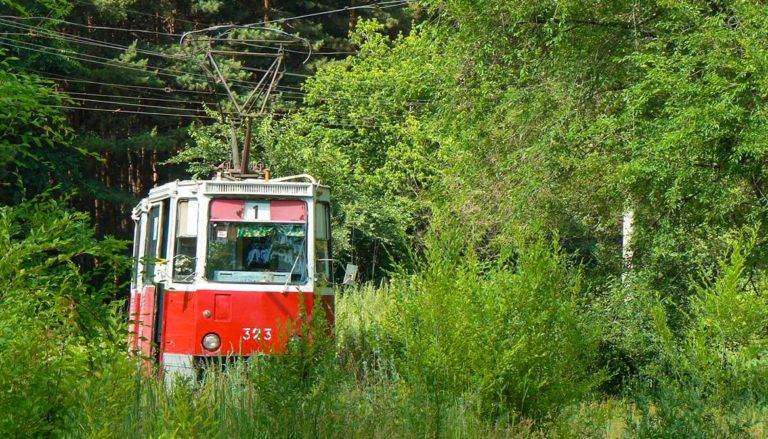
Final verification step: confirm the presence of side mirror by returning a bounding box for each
[342,264,358,285]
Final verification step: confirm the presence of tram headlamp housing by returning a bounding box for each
[202,333,221,351]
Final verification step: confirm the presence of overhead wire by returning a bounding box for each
[40,104,399,130]
[35,71,433,117]
[36,68,289,107]
[0,0,411,87]
[1,17,300,49]
[4,0,409,52]
[258,1,408,26]
[33,74,416,127]
[35,65,430,110]
[65,91,218,106]
[31,71,222,95]
[0,18,180,56]
[9,35,432,110]
[0,20,313,81]
[0,15,182,37]
[0,36,207,81]
[0,35,290,96]
[207,49,281,57]
[44,104,217,119]
[233,39,353,56]
[1,18,295,91]
[0,19,208,70]
[2,2,424,124]
[178,1,408,40]
[67,96,210,113]
[0,17,287,61]
[2,0,411,81]
[67,0,409,30]
[180,1,409,61]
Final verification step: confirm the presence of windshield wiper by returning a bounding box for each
[282,237,306,292]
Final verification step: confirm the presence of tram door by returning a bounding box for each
[135,199,170,360]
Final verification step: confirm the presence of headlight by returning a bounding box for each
[202,333,221,351]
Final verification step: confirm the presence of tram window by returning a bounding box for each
[143,205,161,283]
[206,222,307,284]
[131,219,140,288]
[315,203,332,284]
[173,199,198,283]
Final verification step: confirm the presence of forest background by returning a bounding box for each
[3,0,768,437]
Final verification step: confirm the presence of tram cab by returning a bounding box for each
[128,174,333,379]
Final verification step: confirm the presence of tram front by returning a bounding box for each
[128,175,333,379]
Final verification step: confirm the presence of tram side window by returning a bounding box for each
[315,203,332,284]
[131,219,141,288]
[173,199,198,283]
[143,205,161,283]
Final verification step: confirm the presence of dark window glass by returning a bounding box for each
[314,203,332,284]
[173,200,198,283]
[143,205,161,283]
[131,219,140,288]
[206,222,307,284]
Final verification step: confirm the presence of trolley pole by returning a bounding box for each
[241,117,252,174]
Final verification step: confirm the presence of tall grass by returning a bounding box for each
[4,200,768,437]
[64,228,612,437]
[70,334,536,438]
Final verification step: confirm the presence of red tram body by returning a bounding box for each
[128,175,333,379]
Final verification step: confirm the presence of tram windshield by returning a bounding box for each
[206,222,307,284]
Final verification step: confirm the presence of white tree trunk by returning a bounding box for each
[622,206,635,278]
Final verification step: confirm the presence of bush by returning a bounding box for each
[0,196,129,436]
[686,235,768,402]
[625,232,768,437]
[376,225,604,420]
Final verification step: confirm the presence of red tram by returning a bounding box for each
[128,174,333,379]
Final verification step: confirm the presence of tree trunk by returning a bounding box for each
[622,204,635,280]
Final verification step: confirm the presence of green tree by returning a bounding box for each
[0,52,77,204]
[172,20,444,277]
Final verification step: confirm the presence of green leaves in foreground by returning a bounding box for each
[0,196,129,437]
[371,226,604,419]
[649,232,768,403]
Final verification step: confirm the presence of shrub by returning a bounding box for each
[627,232,768,437]
[0,196,129,436]
[380,225,604,420]
[686,235,768,403]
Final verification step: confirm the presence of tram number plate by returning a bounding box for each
[241,327,273,341]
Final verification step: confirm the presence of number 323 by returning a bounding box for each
[242,327,272,341]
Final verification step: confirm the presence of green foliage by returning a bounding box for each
[165,109,234,178]
[0,54,78,204]
[602,232,768,437]
[0,196,129,436]
[0,0,72,17]
[683,235,767,394]
[616,1,768,294]
[258,20,444,276]
[338,226,605,422]
[172,20,444,277]
[0,0,412,237]
[1,202,765,437]
[381,225,604,419]
[7,1,768,436]
[685,233,768,403]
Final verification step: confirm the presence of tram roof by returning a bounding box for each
[132,174,329,218]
